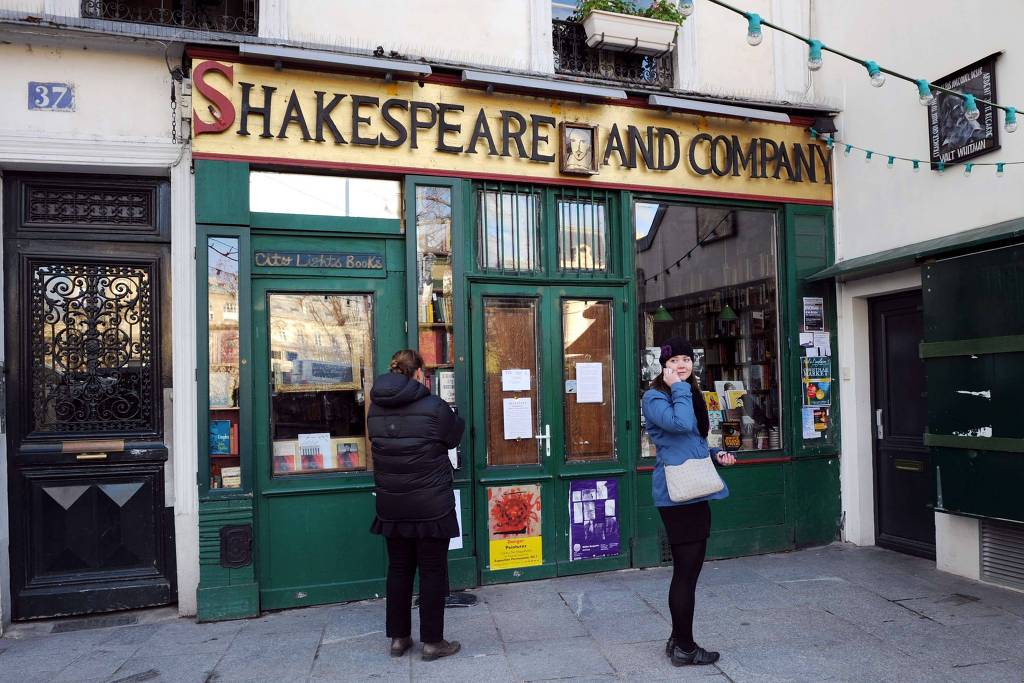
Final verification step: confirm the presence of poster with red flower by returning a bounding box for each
[487,485,543,570]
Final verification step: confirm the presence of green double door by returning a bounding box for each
[251,255,405,610]
[470,282,634,583]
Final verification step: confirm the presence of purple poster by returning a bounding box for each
[569,479,620,561]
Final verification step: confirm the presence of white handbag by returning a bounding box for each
[664,454,725,503]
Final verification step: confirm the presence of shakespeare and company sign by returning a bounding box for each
[191,59,834,205]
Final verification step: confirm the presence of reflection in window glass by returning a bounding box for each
[416,186,457,401]
[208,237,240,489]
[249,172,400,219]
[484,297,540,466]
[563,299,615,461]
[477,189,539,271]
[269,294,374,475]
[558,199,608,271]
[636,203,781,454]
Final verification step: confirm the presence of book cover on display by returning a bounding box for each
[209,420,232,454]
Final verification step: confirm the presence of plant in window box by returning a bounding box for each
[575,0,684,56]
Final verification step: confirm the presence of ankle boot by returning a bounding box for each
[390,637,413,657]
[421,639,461,661]
[664,636,676,657]
[671,644,720,666]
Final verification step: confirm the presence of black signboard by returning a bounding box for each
[928,53,1000,168]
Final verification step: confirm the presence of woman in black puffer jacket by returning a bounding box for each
[368,349,465,662]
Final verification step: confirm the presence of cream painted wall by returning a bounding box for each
[0,36,172,140]
[289,0,537,72]
[813,0,1023,261]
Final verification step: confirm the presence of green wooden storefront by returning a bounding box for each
[193,159,841,622]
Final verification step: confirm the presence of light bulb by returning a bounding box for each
[912,160,920,173]
[996,163,1005,178]
[937,161,946,173]
[843,144,852,157]
[746,13,763,46]
[887,156,895,169]
[865,60,885,87]
[807,40,823,71]
[865,151,873,163]
[679,0,694,17]
[916,79,935,106]
[1006,107,1018,133]
[963,94,980,122]
[963,163,973,177]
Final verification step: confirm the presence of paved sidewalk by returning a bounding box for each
[2,543,1024,682]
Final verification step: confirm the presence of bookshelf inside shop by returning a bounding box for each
[418,252,456,405]
[648,278,781,452]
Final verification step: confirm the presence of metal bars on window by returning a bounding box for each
[477,184,540,273]
[557,189,609,273]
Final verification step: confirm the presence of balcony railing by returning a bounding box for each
[82,0,258,35]
[552,19,674,89]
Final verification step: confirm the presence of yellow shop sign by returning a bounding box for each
[191,59,833,204]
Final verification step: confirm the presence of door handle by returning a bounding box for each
[875,409,884,440]
[535,424,551,459]
[76,452,108,460]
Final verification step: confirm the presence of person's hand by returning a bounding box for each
[662,367,680,386]
[715,451,737,466]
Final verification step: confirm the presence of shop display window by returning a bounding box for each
[268,294,374,475]
[208,236,241,489]
[249,171,401,219]
[636,202,782,454]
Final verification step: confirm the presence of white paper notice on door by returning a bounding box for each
[501,369,531,391]
[575,362,603,404]
[502,397,533,440]
[802,407,820,439]
[449,490,463,550]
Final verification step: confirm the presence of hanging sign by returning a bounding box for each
[487,484,543,570]
[928,53,1001,168]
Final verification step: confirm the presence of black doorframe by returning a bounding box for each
[869,290,935,559]
[3,173,176,619]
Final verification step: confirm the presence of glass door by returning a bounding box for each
[471,282,630,584]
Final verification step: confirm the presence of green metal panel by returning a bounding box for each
[924,245,1024,522]
[195,160,250,225]
[197,499,259,622]
[250,212,401,234]
[788,456,841,547]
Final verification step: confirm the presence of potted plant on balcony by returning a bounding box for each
[577,0,685,55]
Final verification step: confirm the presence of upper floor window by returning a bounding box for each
[82,0,258,35]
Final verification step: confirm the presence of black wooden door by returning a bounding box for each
[870,290,934,558]
[3,174,175,619]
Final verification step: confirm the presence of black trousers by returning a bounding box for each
[384,536,450,643]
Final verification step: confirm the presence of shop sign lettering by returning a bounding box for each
[254,251,384,269]
[192,61,831,186]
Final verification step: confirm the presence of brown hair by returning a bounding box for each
[389,349,423,378]
[651,371,700,397]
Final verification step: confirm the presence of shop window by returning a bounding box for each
[477,185,541,272]
[416,186,457,397]
[636,202,782,454]
[557,194,608,272]
[562,299,615,461]
[484,297,541,466]
[268,294,374,475]
[249,172,400,219]
[208,236,240,489]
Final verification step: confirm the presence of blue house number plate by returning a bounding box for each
[28,82,75,111]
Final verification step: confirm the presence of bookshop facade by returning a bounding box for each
[189,52,840,620]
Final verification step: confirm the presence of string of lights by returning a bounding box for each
[641,210,734,284]
[675,0,1019,134]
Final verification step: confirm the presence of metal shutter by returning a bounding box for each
[981,519,1024,591]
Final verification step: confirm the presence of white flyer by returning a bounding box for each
[802,407,820,439]
[297,432,334,468]
[501,369,531,392]
[449,490,464,550]
[575,362,604,404]
[813,332,832,357]
[448,448,458,469]
[799,332,814,348]
[502,397,533,439]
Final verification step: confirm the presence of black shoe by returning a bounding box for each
[390,637,413,657]
[671,644,720,666]
[421,639,461,661]
[665,636,676,657]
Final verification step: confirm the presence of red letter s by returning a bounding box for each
[193,61,236,135]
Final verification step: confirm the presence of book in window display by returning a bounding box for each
[209,419,232,455]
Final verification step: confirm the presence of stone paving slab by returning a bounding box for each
[2,542,1024,682]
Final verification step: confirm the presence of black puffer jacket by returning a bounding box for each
[368,373,465,522]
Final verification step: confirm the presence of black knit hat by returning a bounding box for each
[659,336,696,365]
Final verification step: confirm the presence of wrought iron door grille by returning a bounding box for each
[31,261,156,434]
[552,19,674,89]
[556,189,610,273]
[476,183,542,273]
[82,0,258,35]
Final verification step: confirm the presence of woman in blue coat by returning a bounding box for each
[642,337,735,667]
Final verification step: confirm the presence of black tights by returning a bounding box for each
[668,538,708,652]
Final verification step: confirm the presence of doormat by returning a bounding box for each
[51,614,138,633]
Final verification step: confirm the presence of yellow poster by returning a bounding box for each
[487,484,543,570]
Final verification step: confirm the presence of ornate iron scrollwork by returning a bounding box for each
[26,185,153,226]
[552,19,674,89]
[81,0,258,35]
[31,262,155,434]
